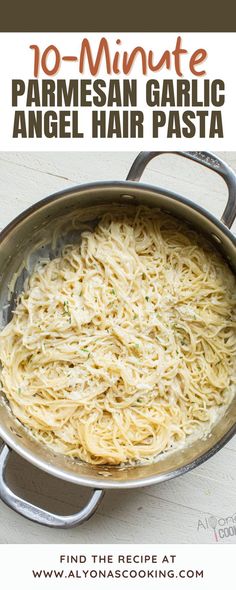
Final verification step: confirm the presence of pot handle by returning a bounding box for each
[126,151,236,229]
[0,444,104,528]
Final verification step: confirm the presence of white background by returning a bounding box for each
[0,544,235,589]
[0,32,235,587]
[0,32,235,150]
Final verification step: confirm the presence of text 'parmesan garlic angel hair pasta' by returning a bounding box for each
[0,206,236,466]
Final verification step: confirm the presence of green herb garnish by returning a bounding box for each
[63,300,70,315]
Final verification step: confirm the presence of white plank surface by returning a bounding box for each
[0,150,235,544]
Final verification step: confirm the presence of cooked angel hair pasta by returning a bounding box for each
[0,205,236,465]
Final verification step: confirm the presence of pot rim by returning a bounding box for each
[0,416,236,489]
[0,179,235,247]
[0,179,236,489]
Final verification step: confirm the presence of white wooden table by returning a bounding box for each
[0,151,235,544]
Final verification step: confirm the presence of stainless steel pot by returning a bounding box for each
[0,151,236,528]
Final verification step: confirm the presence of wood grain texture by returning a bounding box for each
[0,150,235,544]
